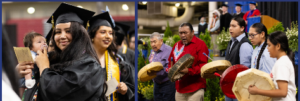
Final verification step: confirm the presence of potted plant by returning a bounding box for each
[286,21,298,65]
[268,22,285,34]
[216,29,231,57]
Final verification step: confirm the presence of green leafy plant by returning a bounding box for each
[163,37,168,43]
[165,37,175,47]
[216,29,231,50]
[286,21,298,52]
[140,83,154,100]
[173,34,181,43]
[268,22,285,34]
[163,35,181,47]
[199,30,212,49]
[204,55,224,101]
[164,21,172,37]
[138,37,154,100]
[204,78,224,101]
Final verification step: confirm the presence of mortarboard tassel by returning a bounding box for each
[127,34,129,43]
[51,16,54,29]
[86,21,90,30]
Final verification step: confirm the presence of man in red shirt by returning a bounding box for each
[243,1,261,25]
[166,23,209,101]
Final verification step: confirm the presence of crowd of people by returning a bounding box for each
[143,5,295,100]
[199,2,261,57]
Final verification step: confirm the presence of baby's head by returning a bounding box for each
[23,32,46,53]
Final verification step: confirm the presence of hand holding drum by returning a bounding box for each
[138,62,163,82]
[233,68,275,101]
[168,54,194,82]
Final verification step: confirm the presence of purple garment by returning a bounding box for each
[149,43,172,84]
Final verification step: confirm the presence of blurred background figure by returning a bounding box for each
[115,22,135,67]
[208,9,221,57]
[233,3,244,18]
[2,27,21,101]
[220,4,232,32]
[198,16,208,35]
[128,30,136,51]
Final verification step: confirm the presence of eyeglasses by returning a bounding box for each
[248,33,260,39]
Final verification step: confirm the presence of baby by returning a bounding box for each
[22,32,47,88]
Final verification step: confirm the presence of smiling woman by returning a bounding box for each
[88,11,135,101]
[54,22,72,51]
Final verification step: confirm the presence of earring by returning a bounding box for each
[92,39,94,42]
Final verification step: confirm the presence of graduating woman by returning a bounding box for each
[88,11,135,101]
[17,3,107,101]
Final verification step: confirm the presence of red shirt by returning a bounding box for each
[243,9,261,21]
[166,35,209,93]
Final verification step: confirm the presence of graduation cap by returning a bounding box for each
[114,22,130,45]
[45,28,53,45]
[89,11,114,31]
[101,6,116,28]
[249,1,257,6]
[222,4,228,7]
[46,2,95,28]
[128,30,135,39]
[115,22,130,35]
[235,3,243,7]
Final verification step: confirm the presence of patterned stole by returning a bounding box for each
[105,50,120,101]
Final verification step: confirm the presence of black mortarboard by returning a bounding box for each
[114,22,130,45]
[128,30,135,39]
[46,3,95,28]
[235,3,243,7]
[46,28,53,45]
[89,11,114,31]
[222,4,228,7]
[115,22,130,35]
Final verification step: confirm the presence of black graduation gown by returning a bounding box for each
[36,54,106,101]
[233,12,245,19]
[117,59,135,101]
[198,23,208,34]
[117,47,135,68]
[220,13,232,32]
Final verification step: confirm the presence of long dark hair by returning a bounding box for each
[231,17,248,37]
[88,25,118,61]
[49,21,99,72]
[250,23,268,69]
[268,31,295,67]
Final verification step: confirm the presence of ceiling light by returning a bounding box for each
[175,3,180,7]
[122,4,129,11]
[27,7,35,14]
